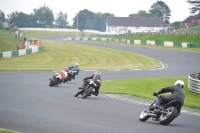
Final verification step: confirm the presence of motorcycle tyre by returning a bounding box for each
[82,86,93,99]
[159,106,178,125]
[74,90,80,97]
[139,107,150,122]
[49,78,59,87]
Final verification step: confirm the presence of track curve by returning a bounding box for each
[0,38,200,133]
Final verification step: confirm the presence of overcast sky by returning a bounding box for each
[0,0,193,25]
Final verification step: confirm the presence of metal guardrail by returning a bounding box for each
[188,73,200,94]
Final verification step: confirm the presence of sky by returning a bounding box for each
[0,0,193,25]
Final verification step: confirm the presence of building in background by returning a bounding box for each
[106,17,169,34]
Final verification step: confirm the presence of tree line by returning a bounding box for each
[0,0,200,31]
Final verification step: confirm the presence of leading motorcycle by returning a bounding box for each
[49,69,73,87]
[139,93,183,125]
[74,79,97,98]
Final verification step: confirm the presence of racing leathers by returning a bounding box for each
[154,85,185,112]
[79,74,102,96]
[68,65,79,79]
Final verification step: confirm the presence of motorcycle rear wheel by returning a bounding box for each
[139,107,150,122]
[159,106,178,125]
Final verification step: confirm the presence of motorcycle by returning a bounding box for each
[68,68,78,80]
[74,79,97,98]
[139,93,183,125]
[49,70,73,87]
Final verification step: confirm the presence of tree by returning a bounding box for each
[129,10,151,17]
[33,5,54,27]
[55,11,69,28]
[149,1,171,23]
[170,21,181,29]
[7,11,32,27]
[72,9,114,31]
[0,10,5,28]
[95,12,114,31]
[187,0,200,13]
[7,11,19,27]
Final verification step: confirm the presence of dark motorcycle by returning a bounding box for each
[74,79,97,98]
[139,94,183,125]
[49,70,73,87]
[68,68,78,80]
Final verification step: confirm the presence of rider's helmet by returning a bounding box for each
[94,71,101,76]
[174,80,184,88]
[64,68,69,72]
[75,63,79,67]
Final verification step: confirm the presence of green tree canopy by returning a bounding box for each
[0,10,5,28]
[170,21,181,29]
[33,5,54,27]
[7,11,36,28]
[149,0,171,23]
[129,10,151,17]
[72,9,113,31]
[187,0,200,13]
[55,11,69,28]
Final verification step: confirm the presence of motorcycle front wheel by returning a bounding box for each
[139,107,150,122]
[49,78,59,87]
[82,86,93,99]
[159,106,178,125]
[74,90,81,97]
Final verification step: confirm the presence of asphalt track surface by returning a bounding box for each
[0,38,200,133]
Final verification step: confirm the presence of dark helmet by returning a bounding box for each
[174,80,184,88]
[94,71,101,76]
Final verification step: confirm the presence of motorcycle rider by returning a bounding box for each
[79,71,102,96]
[62,68,73,83]
[68,63,80,79]
[152,80,185,113]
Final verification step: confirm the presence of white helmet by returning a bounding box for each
[94,71,101,76]
[174,80,184,88]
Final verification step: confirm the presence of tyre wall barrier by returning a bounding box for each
[0,46,44,58]
[188,73,200,94]
[61,37,200,48]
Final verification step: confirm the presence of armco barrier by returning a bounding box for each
[62,37,200,48]
[188,73,200,94]
[0,46,44,58]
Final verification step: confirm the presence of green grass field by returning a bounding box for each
[101,77,200,110]
[0,29,199,110]
[177,25,200,32]
[0,40,161,71]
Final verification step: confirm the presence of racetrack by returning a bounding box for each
[0,39,200,133]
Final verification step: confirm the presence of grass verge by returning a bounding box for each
[0,128,20,133]
[101,77,200,110]
[0,40,161,71]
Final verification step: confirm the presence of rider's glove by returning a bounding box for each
[83,78,88,81]
[153,92,158,96]
[153,91,161,96]
[153,92,157,96]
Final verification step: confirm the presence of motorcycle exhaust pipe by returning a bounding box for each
[148,113,157,117]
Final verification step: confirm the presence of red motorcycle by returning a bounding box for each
[49,69,73,87]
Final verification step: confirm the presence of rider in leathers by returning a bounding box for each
[68,63,80,79]
[153,80,185,113]
[79,71,102,96]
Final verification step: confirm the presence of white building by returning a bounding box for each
[106,17,169,34]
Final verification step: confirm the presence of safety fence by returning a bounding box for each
[0,46,44,58]
[62,37,200,48]
[188,73,200,94]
